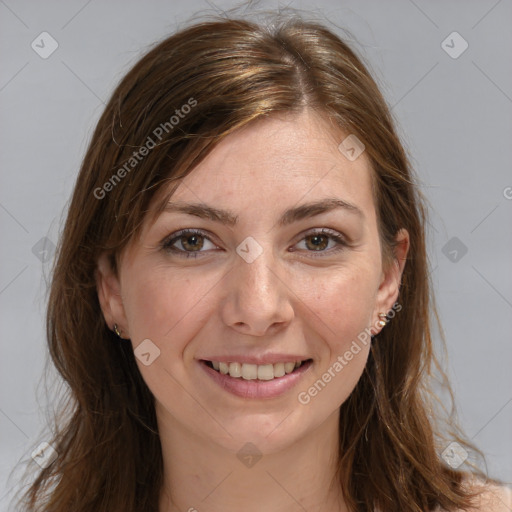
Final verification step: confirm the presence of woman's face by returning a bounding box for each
[97,109,407,454]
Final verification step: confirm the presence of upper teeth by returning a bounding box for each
[211,361,303,380]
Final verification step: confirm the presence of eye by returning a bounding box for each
[160,227,348,258]
[161,229,217,258]
[293,228,348,257]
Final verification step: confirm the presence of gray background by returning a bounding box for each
[1,0,511,508]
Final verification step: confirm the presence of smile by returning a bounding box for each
[199,359,313,399]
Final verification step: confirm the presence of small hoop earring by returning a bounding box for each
[377,313,387,328]
[113,323,123,338]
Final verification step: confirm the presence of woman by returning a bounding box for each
[16,10,511,512]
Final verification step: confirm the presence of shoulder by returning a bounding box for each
[452,474,512,512]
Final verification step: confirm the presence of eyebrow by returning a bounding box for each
[162,197,364,228]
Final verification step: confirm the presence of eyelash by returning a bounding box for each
[160,228,348,259]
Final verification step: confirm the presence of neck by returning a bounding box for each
[157,407,348,512]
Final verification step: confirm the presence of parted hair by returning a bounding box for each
[16,8,493,512]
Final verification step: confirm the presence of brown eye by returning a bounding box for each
[293,228,348,257]
[178,233,204,252]
[304,233,329,251]
[162,229,216,258]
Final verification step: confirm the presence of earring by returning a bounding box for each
[113,323,123,338]
[377,313,387,328]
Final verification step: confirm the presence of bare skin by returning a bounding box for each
[96,109,410,511]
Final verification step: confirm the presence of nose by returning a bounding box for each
[219,243,294,337]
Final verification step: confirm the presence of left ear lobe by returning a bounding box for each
[375,228,409,315]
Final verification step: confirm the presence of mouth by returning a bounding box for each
[199,358,314,399]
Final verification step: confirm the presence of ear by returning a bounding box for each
[95,252,129,338]
[372,228,409,330]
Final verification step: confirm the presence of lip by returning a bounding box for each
[198,359,313,399]
[198,354,309,365]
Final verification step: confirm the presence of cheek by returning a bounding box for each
[122,265,218,347]
[120,266,217,399]
[297,272,376,410]
[122,273,171,340]
[305,266,379,347]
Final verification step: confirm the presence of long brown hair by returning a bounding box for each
[15,8,494,512]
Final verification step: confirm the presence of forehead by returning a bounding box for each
[151,110,375,226]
